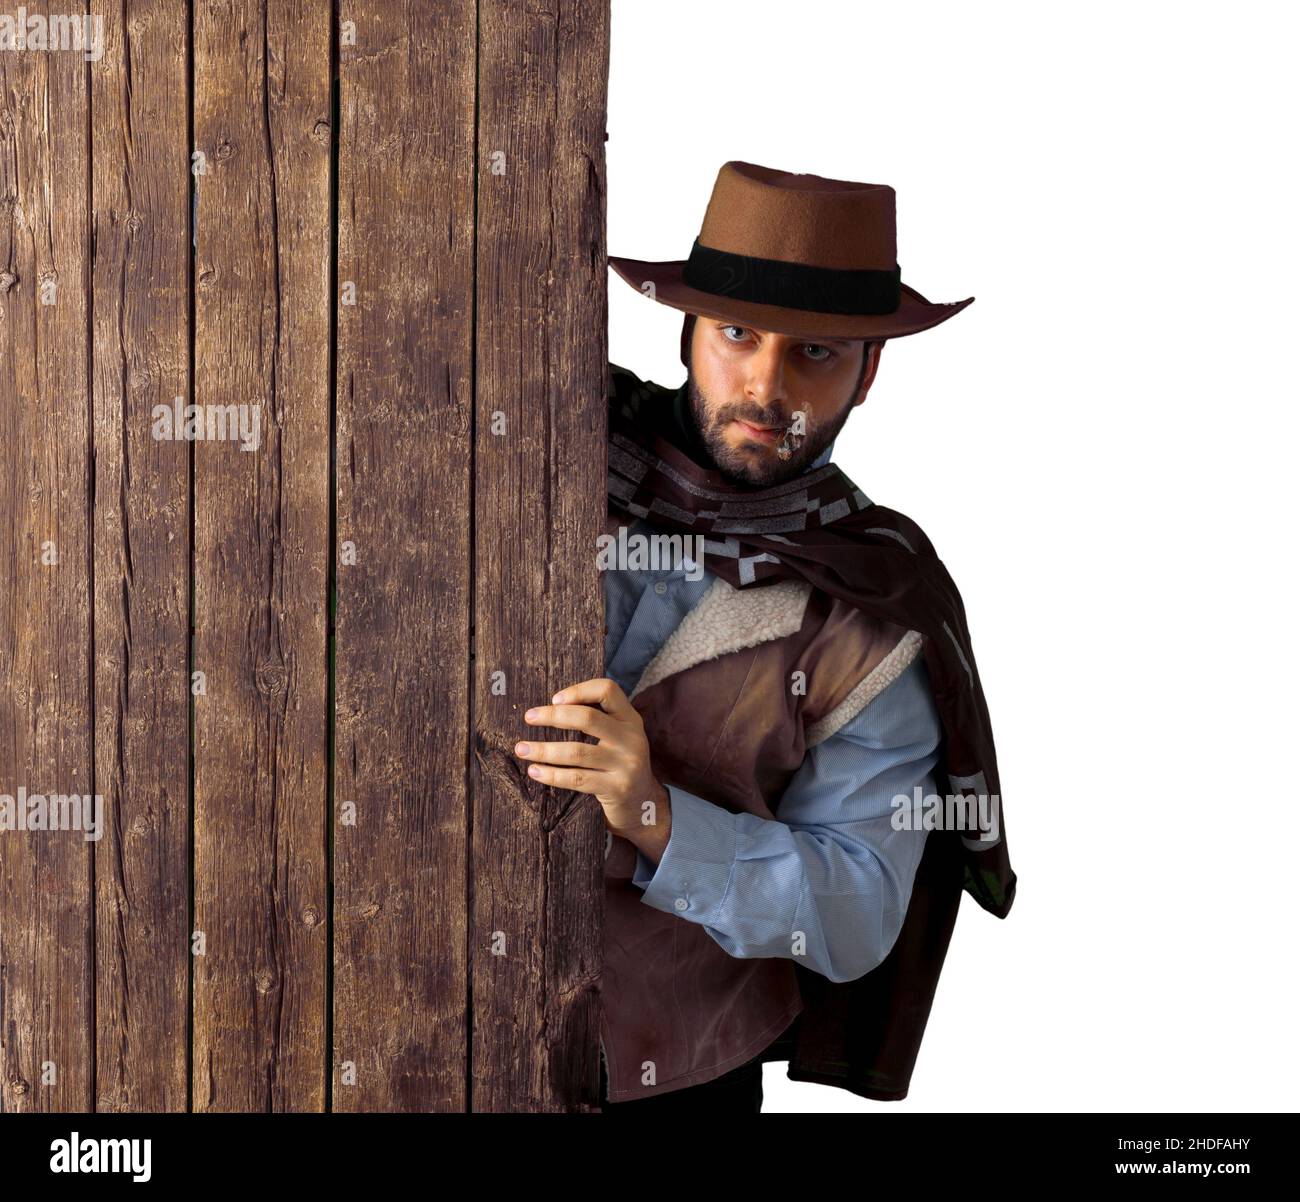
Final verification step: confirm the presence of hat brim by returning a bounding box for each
[608,255,973,341]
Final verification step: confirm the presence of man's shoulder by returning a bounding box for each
[608,361,676,411]
[607,360,647,391]
[807,585,920,667]
[800,599,927,749]
[843,498,940,563]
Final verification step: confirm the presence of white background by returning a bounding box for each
[608,0,1298,1112]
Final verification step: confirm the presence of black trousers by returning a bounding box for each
[599,1051,765,1112]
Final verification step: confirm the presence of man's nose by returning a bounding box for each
[745,345,788,407]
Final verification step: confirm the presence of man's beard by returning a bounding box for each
[684,369,853,487]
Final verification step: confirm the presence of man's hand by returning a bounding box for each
[514,677,672,861]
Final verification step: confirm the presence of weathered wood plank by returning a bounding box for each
[90,0,192,1114]
[191,0,331,1111]
[0,0,94,1113]
[471,0,610,1112]
[333,0,476,1112]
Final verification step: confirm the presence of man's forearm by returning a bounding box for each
[627,656,944,983]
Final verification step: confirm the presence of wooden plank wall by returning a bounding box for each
[0,0,608,1114]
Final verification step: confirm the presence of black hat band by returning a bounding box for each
[681,238,902,316]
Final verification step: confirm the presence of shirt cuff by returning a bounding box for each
[633,785,738,925]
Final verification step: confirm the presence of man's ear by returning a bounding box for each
[680,312,698,369]
[851,340,884,407]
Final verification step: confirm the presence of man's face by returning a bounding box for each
[685,318,878,487]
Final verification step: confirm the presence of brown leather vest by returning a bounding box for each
[600,565,924,1101]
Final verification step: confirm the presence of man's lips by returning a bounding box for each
[731,418,786,446]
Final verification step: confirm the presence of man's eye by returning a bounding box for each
[721,325,749,342]
[803,344,833,361]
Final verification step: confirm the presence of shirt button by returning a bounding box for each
[674,897,689,911]
[654,582,668,595]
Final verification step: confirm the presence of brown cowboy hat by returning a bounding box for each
[609,160,973,341]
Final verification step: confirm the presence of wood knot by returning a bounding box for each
[214,140,234,162]
[300,906,320,928]
[254,662,287,697]
[129,813,154,838]
[472,730,585,832]
[254,968,275,994]
[0,270,17,294]
[311,119,330,144]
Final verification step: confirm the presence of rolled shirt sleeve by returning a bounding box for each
[631,653,943,984]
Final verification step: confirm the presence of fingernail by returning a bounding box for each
[515,742,530,755]
[525,708,539,720]
[552,692,566,703]
[528,765,541,777]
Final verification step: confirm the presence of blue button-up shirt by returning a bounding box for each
[604,444,944,984]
